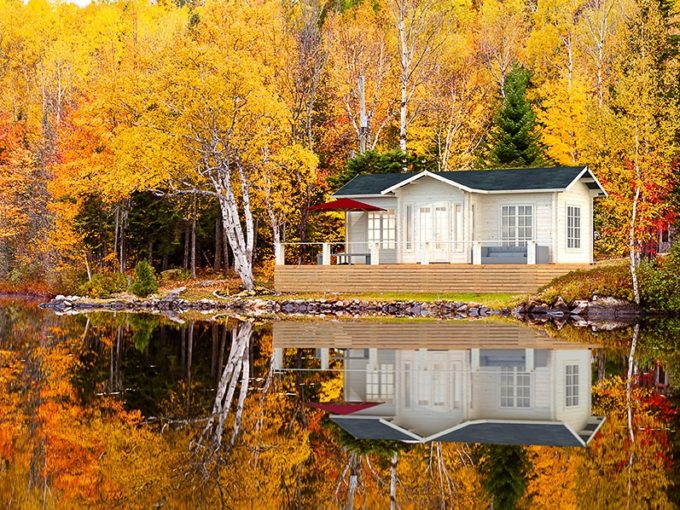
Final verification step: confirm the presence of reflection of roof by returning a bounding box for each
[330,416,606,448]
[334,167,606,196]
[331,416,420,441]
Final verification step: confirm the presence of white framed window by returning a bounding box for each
[367,363,394,401]
[567,206,581,249]
[500,368,530,408]
[565,364,579,407]
[453,203,463,252]
[368,210,396,249]
[501,205,533,247]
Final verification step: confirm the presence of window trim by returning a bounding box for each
[565,364,579,407]
[368,209,396,250]
[499,203,535,247]
[566,204,582,250]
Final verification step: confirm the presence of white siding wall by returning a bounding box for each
[553,349,592,433]
[346,197,397,263]
[475,192,555,259]
[394,177,466,263]
[556,181,594,263]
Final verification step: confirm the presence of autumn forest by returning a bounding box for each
[0,0,677,293]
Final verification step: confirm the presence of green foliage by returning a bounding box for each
[129,314,160,351]
[328,149,436,190]
[129,261,159,298]
[536,263,634,304]
[78,272,128,298]
[480,66,545,168]
[160,268,192,282]
[638,243,680,312]
[476,444,532,510]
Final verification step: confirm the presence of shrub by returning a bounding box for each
[78,272,128,298]
[129,261,159,297]
[638,243,680,312]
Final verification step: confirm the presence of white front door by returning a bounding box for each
[418,202,465,262]
[418,202,451,262]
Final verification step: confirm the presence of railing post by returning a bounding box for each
[275,243,285,265]
[421,242,430,265]
[472,241,482,265]
[370,241,380,265]
[527,240,537,265]
[322,243,331,265]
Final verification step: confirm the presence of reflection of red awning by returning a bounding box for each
[309,198,385,212]
[307,402,382,415]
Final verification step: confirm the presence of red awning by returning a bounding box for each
[306,402,383,415]
[308,198,385,212]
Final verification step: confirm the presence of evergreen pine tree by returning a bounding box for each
[129,260,159,297]
[329,149,436,190]
[481,66,545,168]
[477,444,532,509]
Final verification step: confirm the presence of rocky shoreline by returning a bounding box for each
[41,292,642,323]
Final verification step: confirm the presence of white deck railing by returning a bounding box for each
[275,240,541,266]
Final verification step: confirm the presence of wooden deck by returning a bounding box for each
[273,321,597,349]
[274,263,591,294]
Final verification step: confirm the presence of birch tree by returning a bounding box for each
[324,0,396,154]
[390,0,448,152]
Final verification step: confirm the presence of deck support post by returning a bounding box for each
[275,243,285,265]
[273,348,283,370]
[319,348,330,370]
[421,242,430,265]
[370,242,380,265]
[322,243,331,265]
[472,241,482,265]
[527,241,537,265]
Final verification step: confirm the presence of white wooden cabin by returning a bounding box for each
[335,166,607,265]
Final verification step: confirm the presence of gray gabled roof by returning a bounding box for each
[330,415,606,447]
[334,166,606,196]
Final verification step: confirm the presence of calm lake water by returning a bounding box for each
[1,298,678,509]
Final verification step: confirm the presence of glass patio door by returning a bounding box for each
[419,203,450,262]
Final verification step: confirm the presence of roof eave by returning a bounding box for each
[380,170,478,195]
[566,165,608,196]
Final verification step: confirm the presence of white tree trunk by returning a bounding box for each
[390,452,398,510]
[398,5,409,153]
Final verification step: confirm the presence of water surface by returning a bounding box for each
[0,299,677,508]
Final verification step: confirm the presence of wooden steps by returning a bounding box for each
[274,264,590,294]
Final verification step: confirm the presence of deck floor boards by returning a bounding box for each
[274,264,590,294]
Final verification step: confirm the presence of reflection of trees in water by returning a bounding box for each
[195,321,253,457]
[476,444,531,510]
[3,300,680,508]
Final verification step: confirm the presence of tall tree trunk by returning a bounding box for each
[398,3,409,153]
[629,133,641,305]
[191,215,197,279]
[222,222,230,277]
[214,217,222,273]
[183,221,190,270]
[390,452,398,510]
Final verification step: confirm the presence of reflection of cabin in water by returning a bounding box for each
[273,321,605,447]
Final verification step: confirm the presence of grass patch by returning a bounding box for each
[271,291,524,309]
[534,262,633,305]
